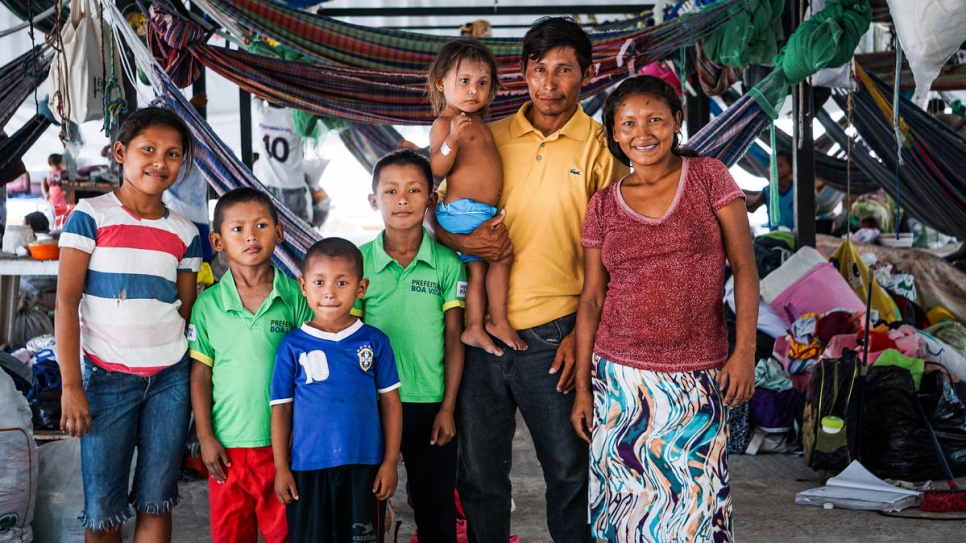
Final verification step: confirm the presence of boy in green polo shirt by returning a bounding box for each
[354,149,466,542]
[188,188,312,543]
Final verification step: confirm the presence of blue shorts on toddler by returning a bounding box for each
[436,199,497,263]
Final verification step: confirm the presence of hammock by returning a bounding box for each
[828,64,966,239]
[0,0,67,34]
[0,46,52,134]
[683,93,770,167]
[202,0,749,72]
[107,1,319,278]
[146,2,746,124]
[0,115,52,180]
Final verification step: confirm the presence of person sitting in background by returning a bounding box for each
[745,150,795,231]
[23,211,50,234]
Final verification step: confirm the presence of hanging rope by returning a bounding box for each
[891,44,903,238]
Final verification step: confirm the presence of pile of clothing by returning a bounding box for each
[724,233,966,473]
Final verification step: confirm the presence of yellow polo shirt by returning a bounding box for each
[491,103,627,330]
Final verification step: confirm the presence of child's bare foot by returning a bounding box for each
[463,326,504,356]
[486,320,528,351]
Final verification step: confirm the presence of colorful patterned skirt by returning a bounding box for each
[589,354,732,543]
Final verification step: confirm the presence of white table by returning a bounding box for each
[0,256,59,346]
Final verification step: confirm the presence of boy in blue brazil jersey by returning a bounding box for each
[270,238,402,543]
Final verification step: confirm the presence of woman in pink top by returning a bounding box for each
[570,76,758,542]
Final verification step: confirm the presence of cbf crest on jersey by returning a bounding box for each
[299,350,329,383]
[357,344,374,372]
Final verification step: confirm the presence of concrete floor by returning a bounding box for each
[168,414,966,542]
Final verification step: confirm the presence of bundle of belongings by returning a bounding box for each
[6,334,63,430]
[725,235,966,484]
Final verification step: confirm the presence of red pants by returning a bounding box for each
[208,446,287,543]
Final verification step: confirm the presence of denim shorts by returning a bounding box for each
[79,355,191,531]
[436,199,497,263]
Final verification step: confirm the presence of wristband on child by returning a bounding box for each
[440,141,453,156]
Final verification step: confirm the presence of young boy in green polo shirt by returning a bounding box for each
[355,149,466,542]
[188,188,312,543]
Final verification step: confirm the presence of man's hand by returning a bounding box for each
[718,352,755,408]
[549,332,577,393]
[459,210,512,262]
[430,408,456,446]
[199,436,231,483]
[570,389,594,443]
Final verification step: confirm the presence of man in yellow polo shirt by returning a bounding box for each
[436,17,627,543]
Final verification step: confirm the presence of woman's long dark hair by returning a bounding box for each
[601,75,699,167]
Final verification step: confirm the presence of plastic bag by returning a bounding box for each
[46,0,123,124]
[861,367,966,481]
[0,372,37,543]
[33,440,137,542]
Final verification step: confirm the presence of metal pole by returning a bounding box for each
[791,0,816,248]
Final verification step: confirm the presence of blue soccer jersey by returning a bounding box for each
[270,320,401,471]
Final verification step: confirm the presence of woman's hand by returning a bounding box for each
[570,389,595,443]
[60,383,92,437]
[718,352,755,408]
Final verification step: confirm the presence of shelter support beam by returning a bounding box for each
[240,88,252,169]
[687,87,710,141]
[792,0,816,248]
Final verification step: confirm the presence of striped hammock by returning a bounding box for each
[828,64,966,239]
[145,1,746,124]
[0,46,52,133]
[0,115,52,180]
[202,0,749,72]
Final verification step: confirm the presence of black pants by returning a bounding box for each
[287,465,386,543]
[402,402,459,543]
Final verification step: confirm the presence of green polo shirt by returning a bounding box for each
[188,266,313,447]
[354,229,466,403]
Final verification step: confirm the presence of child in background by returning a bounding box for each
[428,38,526,356]
[43,153,67,208]
[56,107,201,542]
[189,188,312,543]
[271,238,402,543]
[358,149,465,542]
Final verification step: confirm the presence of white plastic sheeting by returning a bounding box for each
[0,372,36,543]
[887,0,966,106]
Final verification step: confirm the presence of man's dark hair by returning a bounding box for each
[301,237,364,279]
[371,148,434,192]
[521,17,592,74]
[212,187,279,233]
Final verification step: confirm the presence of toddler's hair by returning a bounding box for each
[48,153,64,168]
[114,106,194,169]
[427,38,500,116]
[602,75,698,166]
[302,237,364,280]
[371,148,434,192]
[212,187,279,233]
